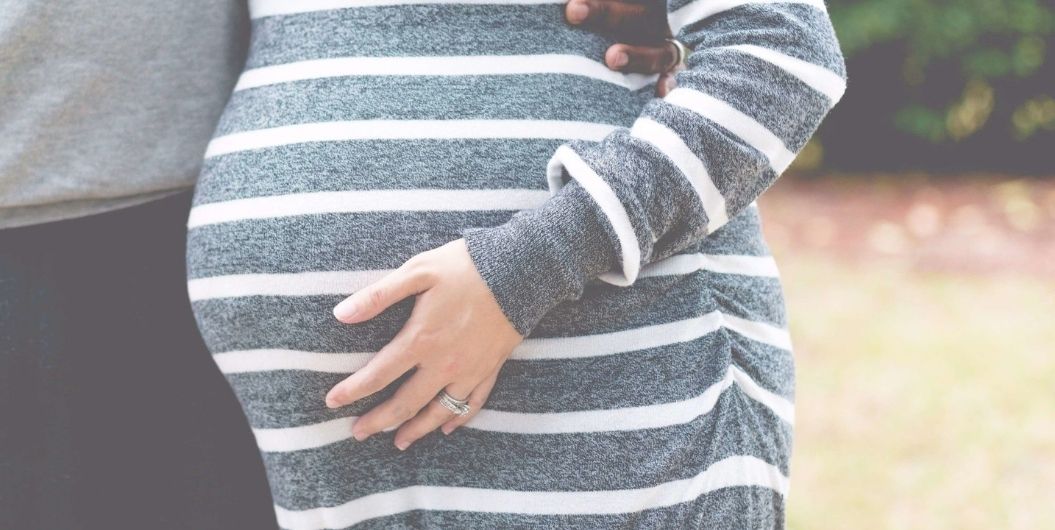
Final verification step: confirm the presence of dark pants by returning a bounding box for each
[0,192,277,529]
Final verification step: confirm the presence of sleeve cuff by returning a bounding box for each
[546,144,642,287]
[461,179,619,337]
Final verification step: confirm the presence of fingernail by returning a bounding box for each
[567,2,588,23]
[333,299,360,321]
[666,77,677,92]
[325,389,344,409]
[611,52,628,68]
[395,440,409,451]
[441,425,454,435]
[352,428,368,441]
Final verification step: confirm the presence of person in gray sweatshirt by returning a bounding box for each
[0,1,683,528]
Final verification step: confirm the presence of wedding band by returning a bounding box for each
[436,389,471,416]
[666,37,691,70]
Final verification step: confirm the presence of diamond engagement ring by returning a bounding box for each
[437,389,471,416]
[666,37,691,70]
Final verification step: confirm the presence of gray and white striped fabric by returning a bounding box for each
[186,0,845,528]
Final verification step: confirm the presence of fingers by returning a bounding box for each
[333,257,434,324]
[605,42,680,75]
[350,369,454,442]
[392,381,476,450]
[656,70,680,97]
[440,367,499,435]
[565,0,669,44]
[325,331,417,408]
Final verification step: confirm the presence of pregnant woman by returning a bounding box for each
[187,0,845,527]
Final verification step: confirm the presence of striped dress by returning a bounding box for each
[186,0,846,528]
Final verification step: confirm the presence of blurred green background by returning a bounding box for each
[764,1,1053,528]
[808,0,1053,173]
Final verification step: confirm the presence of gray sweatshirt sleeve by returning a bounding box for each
[462,0,848,337]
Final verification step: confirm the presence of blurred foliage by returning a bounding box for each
[827,0,1055,143]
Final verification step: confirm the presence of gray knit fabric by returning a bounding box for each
[186,0,845,528]
[0,0,248,229]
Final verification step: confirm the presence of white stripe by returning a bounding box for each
[274,455,786,528]
[213,349,374,374]
[514,310,790,359]
[669,0,827,35]
[472,366,793,432]
[665,88,796,173]
[187,253,779,302]
[251,0,563,19]
[209,311,789,375]
[250,366,792,453]
[186,189,550,229]
[204,120,618,158]
[469,367,737,433]
[638,253,779,278]
[722,312,793,351]
[235,55,657,92]
[188,270,389,301]
[547,145,641,286]
[513,311,724,361]
[723,44,845,103]
[731,365,795,424]
[253,416,355,453]
[630,117,729,231]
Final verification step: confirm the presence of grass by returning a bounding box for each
[779,254,1055,529]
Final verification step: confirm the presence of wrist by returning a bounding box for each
[461,181,619,336]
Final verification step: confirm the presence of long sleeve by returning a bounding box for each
[462,0,847,337]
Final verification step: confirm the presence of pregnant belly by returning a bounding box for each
[184,2,794,447]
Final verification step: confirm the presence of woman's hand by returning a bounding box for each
[324,238,523,450]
